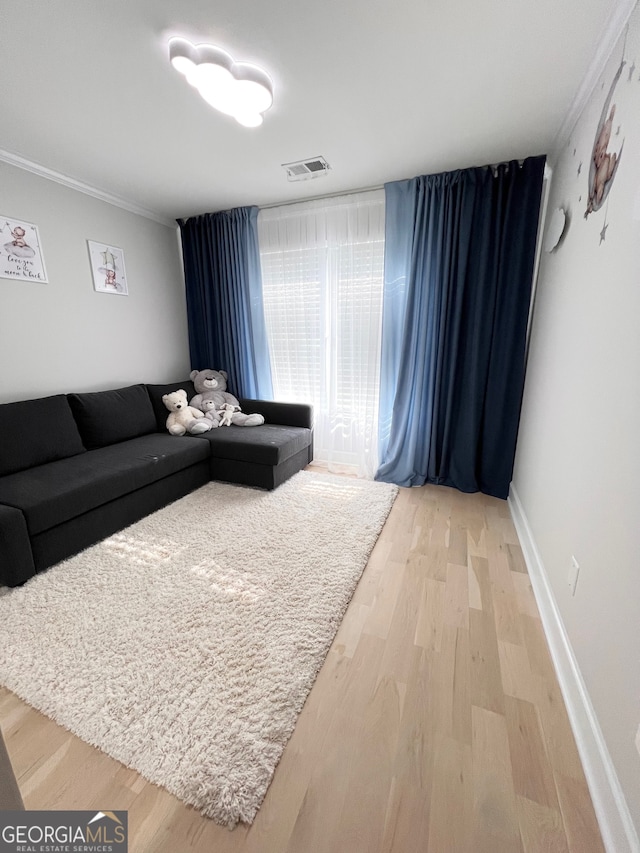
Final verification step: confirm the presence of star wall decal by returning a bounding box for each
[599,222,609,244]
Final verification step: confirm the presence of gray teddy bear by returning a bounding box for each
[189,369,265,427]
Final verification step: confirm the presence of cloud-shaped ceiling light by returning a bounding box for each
[169,37,273,128]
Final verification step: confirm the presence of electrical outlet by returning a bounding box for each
[568,555,580,596]
[635,724,640,757]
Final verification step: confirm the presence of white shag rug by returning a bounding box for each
[0,471,397,827]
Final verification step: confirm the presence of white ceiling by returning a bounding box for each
[0,0,622,222]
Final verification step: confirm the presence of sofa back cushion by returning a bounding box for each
[146,381,196,433]
[0,395,86,477]
[68,384,157,449]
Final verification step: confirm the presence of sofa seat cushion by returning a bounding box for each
[0,434,209,535]
[198,424,311,466]
[0,395,85,476]
[68,385,157,449]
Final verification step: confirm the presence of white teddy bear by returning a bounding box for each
[162,389,211,436]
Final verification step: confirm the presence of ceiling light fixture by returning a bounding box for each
[169,37,273,128]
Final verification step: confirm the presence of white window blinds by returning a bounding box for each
[258,190,385,477]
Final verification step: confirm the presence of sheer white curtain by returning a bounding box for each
[258,190,385,477]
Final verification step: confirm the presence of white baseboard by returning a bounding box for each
[508,485,639,853]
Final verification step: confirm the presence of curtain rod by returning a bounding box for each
[259,183,384,210]
[180,158,547,221]
[259,157,546,211]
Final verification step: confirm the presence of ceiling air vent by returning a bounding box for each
[282,156,331,182]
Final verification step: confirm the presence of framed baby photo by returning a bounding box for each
[87,240,128,295]
[0,215,48,283]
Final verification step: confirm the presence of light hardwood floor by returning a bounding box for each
[0,480,604,852]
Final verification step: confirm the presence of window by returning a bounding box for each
[258,191,385,477]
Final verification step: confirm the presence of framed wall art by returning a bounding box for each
[0,216,48,283]
[87,240,128,295]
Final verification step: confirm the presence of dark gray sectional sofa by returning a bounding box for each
[0,380,313,588]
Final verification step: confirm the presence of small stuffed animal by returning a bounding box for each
[201,398,221,427]
[219,403,240,426]
[162,389,211,436]
[190,369,265,427]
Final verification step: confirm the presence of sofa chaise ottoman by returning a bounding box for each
[0,381,313,588]
[146,381,314,491]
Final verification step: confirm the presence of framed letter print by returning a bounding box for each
[0,216,48,283]
[87,240,128,295]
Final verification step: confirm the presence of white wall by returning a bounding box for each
[512,5,640,849]
[0,161,191,403]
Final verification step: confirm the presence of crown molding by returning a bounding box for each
[0,148,175,229]
[552,0,638,154]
